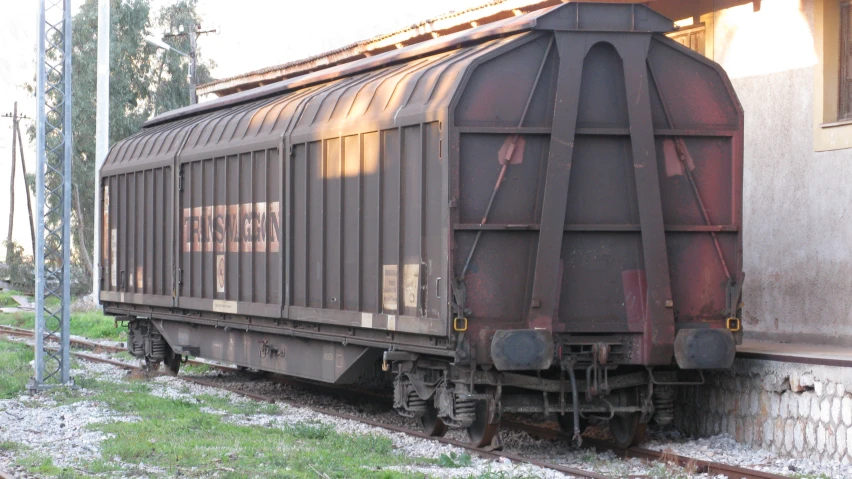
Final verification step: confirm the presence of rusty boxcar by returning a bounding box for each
[100,2,744,447]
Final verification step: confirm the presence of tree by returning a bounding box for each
[32,0,215,290]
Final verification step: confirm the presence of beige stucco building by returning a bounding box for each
[659,0,852,345]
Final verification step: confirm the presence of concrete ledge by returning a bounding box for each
[739,339,852,367]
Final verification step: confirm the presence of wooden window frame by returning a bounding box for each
[814,0,852,151]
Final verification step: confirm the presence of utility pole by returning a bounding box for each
[159,23,217,105]
[92,0,109,304]
[16,122,36,256]
[189,24,197,105]
[2,104,36,260]
[4,102,18,263]
[31,0,73,389]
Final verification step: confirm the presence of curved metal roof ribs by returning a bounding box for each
[145,1,672,129]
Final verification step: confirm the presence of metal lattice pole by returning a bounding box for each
[31,0,73,389]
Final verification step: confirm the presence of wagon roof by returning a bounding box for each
[144,2,673,129]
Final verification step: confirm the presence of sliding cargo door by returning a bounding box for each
[287,125,446,336]
[100,167,174,307]
[176,148,282,318]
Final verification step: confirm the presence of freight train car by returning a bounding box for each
[99,2,744,448]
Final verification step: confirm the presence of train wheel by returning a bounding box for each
[467,400,500,448]
[608,387,646,448]
[420,402,448,437]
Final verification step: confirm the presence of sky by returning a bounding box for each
[0,0,487,254]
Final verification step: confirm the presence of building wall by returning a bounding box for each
[711,0,852,344]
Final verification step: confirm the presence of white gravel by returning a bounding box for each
[4,331,851,478]
[644,428,852,479]
[0,335,575,478]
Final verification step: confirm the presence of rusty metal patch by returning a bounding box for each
[662,138,695,177]
[136,266,144,291]
[498,134,525,165]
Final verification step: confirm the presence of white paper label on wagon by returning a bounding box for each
[387,314,397,331]
[403,264,420,309]
[216,254,226,293]
[361,312,373,329]
[382,265,398,312]
[212,300,238,314]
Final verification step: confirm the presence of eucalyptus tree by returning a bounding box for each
[29,0,215,288]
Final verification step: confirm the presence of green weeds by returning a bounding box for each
[0,339,34,398]
[0,290,24,307]
[0,336,437,479]
[0,309,126,342]
[0,440,20,452]
[438,451,473,468]
[84,380,418,478]
[180,361,212,375]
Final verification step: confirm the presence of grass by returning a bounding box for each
[0,345,427,478]
[0,309,127,342]
[181,361,212,375]
[16,454,64,476]
[87,379,422,478]
[0,289,24,307]
[0,440,21,452]
[0,339,35,398]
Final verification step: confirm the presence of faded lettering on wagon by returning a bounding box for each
[182,201,280,253]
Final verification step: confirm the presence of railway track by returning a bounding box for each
[503,420,792,479]
[0,324,790,479]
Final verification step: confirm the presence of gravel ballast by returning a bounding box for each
[2,333,851,478]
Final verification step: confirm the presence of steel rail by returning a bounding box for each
[0,325,608,478]
[0,324,237,373]
[503,419,792,479]
[70,351,612,479]
[0,325,792,479]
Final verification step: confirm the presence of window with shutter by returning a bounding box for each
[839,1,852,120]
[668,24,706,57]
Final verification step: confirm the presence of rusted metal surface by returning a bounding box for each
[101,1,743,389]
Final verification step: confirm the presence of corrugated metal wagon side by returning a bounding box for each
[100,117,200,307]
